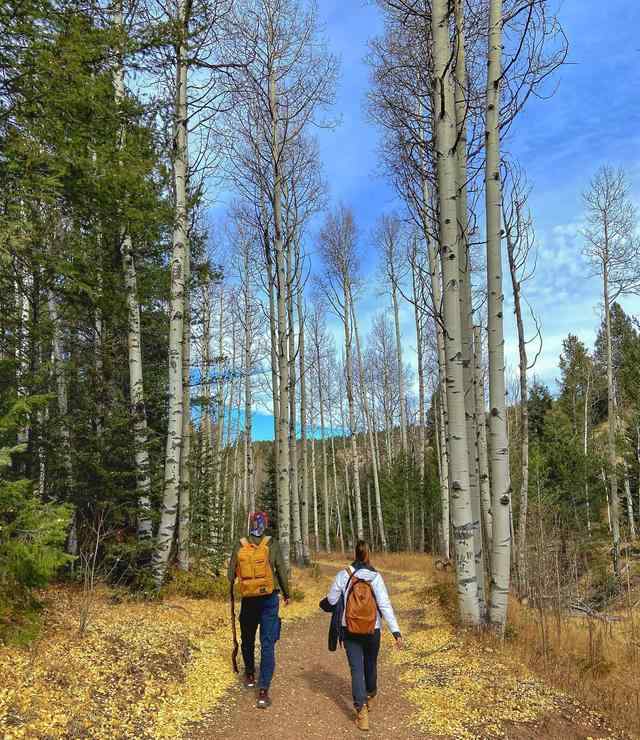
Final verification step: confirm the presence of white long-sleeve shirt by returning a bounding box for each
[326,565,401,636]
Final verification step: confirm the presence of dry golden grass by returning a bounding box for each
[315,549,435,577]
[497,593,640,738]
[0,566,326,740]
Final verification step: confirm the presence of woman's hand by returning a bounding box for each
[394,636,404,650]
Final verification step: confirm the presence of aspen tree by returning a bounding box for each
[297,291,311,562]
[454,0,485,613]
[155,0,191,583]
[582,166,640,575]
[474,326,493,546]
[484,0,512,626]
[350,299,388,550]
[378,214,411,549]
[431,0,480,624]
[112,1,152,540]
[502,161,540,594]
[318,206,364,540]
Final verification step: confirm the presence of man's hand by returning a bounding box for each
[283,597,290,607]
[394,636,404,650]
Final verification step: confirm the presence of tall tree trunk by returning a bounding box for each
[485,0,511,625]
[243,247,255,514]
[506,223,529,595]
[410,243,426,501]
[603,267,620,575]
[297,292,310,562]
[288,249,302,564]
[269,63,290,572]
[434,390,450,560]
[427,241,451,560]
[178,225,192,571]
[390,274,412,550]
[155,3,189,583]
[315,331,331,551]
[454,0,484,612]
[350,300,387,550]
[432,0,480,624]
[474,326,493,547]
[113,4,152,540]
[343,284,364,540]
[311,428,319,551]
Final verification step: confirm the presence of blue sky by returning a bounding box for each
[230,0,640,439]
[308,0,640,384]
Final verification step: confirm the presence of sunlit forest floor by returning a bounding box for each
[0,554,634,739]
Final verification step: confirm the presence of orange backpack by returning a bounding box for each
[344,567,379,635]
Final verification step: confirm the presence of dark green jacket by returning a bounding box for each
[228,534,290,600]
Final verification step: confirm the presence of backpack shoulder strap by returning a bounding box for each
[344,567,358,599]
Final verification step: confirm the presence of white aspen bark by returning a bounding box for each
[155,1,189,583]
[340,393,354,546]
[297,292,310,562]
[351,299,387,550]
[474,326,493,546]
[604,271,621,574]
[178,223,192,571]
[212,291,225,551]
[485,0,512,626]
[15,272,30,451]
[243,247,256,514]
[344,284,364,539]
[390,272,412,550]
[454,0,484,612]
[269,59,290,570]
[311,427,319,551]
[315,326,331,551]
[113,4,153,540]
[435,391,450,560]
[48,291,73,489]
[288,251,302,564]
[624,461,636,540]
[432,0,480,625]
[328,406,342,551]
[366,480,375,547]
[427,242,451,558]
[410,244,426,494]
[265,244,280,473]
[506,224,529,594]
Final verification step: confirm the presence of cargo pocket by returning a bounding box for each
[253,556,267,579]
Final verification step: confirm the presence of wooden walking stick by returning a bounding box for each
[230,583,239,673]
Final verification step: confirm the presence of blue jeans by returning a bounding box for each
[344,629,381,708]
[240,592,281,689]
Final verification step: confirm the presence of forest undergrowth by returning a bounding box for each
[0,566,326,740]
[1,554,636,739]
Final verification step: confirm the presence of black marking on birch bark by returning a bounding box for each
[490,407,500,417]
[499,495,509,506]
[459,577,477,586]
[453,522,475,539]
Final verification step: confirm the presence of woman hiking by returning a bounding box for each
[323,541,403,732]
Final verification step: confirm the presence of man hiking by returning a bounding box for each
[228,511,290,709]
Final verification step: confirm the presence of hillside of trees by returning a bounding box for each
[2,0,639,654]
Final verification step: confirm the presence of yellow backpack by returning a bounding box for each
[236,536,275,597]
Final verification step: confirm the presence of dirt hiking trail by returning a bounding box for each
[187,566,623,740]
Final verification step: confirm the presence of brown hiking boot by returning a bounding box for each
[356,705,369,732]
